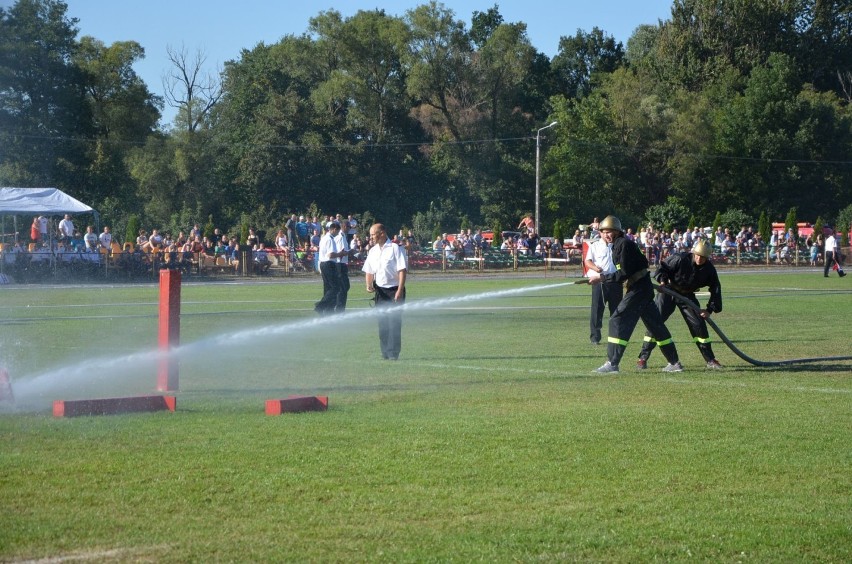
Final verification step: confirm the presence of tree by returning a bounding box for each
[73,36,160,208]
[404,1,474,142]
[0,0,91,187]
[758,211,770,243]
[163,44,222,132]
[551,27,624,99]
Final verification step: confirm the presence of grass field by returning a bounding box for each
[1,271,850,562]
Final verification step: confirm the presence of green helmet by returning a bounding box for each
[599,215,623,232]
[693,239,712,258]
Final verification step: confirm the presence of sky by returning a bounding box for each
[57,0,675,126]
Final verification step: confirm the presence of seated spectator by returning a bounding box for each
[723,234,737,256]
[253,243,271,273]
[517,233,531,255]
[83,226,99,252]
[70,230,85,252]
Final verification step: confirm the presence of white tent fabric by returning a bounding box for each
[0,187,94,215]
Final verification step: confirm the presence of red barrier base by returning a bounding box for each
[265,395,328,415]
[53,395,176,418]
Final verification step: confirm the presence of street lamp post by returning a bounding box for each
[535,121,558,236]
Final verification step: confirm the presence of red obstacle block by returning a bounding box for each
[53,395,176,418]
[265,395,328,415]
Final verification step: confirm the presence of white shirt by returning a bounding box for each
[825,235,838,254]
[59,218,75,237]
[362,240,407,288]
[99,231,112,249]
[586,239,616,279]
[332,231,349,264]
[83,231,98,250]
[318,232,337,263]
[38,216,48,235]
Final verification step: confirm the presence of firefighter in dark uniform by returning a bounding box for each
[589,216,683,373]
[637,239,723,369]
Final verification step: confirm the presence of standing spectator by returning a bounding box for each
[30,217,40,245]
[811,233,823,266]
[589,216,682,373]
[58,214,75,245]
[363,223,408,360]
[285,214,298,253]
[584,232,623,346]
[296,216,309,248]
[37,214,49,242]
[824,229,846,277]
[98,226,112,251]
[246,227,259,249]
[637,240,724,370]
[346,214,358,244]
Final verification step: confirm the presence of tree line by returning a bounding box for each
[1,0,851,246]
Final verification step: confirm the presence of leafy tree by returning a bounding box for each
[758,211,770,242]
[551,27,624,99]
[784,206,798,239]
[0,0,91,187]
[125,214,139,246]
[718,208,754,234]
[645,198,690,233]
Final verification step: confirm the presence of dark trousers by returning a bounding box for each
[335,263,350,312]
[375,285,405,359]
[639,291,715,363]
[824,250,844,276]
[606,277,678,367]
[315,261,339,313]
[590,281,623,343]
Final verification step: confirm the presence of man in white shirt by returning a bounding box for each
[332,223,351,312]
[99,226,112,251]
[824,229,846,278]
[58,214,75,244]
[584,235,623,345]
[83,226,99,251]
[363,223,408,360]
[315,221,347,314]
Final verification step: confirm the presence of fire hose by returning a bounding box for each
[653,284,852,367]
[575,278,852,366]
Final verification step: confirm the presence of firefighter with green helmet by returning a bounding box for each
[637,239,724,369]
[589,215,683,373]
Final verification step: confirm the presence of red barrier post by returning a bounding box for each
[157,269,181,391]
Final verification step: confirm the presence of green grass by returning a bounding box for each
[1,272,850,561]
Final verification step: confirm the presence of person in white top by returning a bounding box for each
[332,223,351,311]
[823,229,846,278]
[363,223,408,360]
[315,221,348,314]
[58,214,75,244]
[584,236,623,345]
[99,226,112,251]
[83,226,99,251]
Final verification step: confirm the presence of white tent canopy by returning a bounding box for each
[0,187,95,215]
